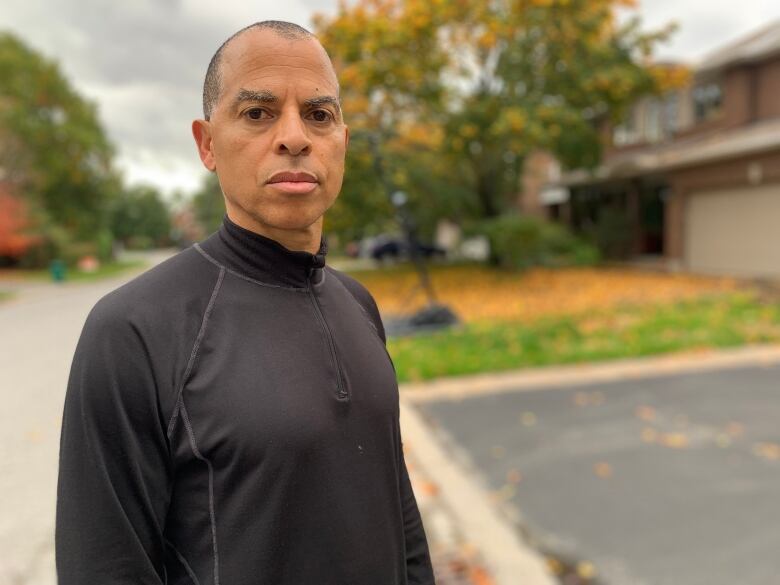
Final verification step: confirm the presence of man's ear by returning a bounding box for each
[192,119,216,171]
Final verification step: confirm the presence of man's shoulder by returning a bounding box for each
[89,246,221,334]
[326,266,386,342]
[326,266,377,308]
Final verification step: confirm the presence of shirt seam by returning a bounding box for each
[166,266,225,439]
[194,243,310,292]
[180,400,220,585]
[164,538,202,585]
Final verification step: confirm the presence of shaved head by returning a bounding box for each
[202,21,318,120]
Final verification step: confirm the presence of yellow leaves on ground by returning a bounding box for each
[357,265,738,324]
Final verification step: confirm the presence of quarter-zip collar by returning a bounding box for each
[197,214,327,289]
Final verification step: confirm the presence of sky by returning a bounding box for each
[3,0,780,197]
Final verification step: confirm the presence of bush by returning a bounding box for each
[476,214,600,270]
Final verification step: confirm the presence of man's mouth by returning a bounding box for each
[267,171,319,194]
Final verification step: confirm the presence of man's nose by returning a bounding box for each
[273,111,312,156]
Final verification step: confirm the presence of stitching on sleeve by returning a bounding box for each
[166,266,225,439]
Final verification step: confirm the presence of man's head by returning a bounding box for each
[192,21,348,247]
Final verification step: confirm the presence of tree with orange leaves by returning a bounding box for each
[315,0,680,234]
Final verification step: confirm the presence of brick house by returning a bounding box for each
[529,20,780,278]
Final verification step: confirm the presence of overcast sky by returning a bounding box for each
[4,0,780,196]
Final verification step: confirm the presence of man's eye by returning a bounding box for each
[244,108,267,120]
[310,110,333,123]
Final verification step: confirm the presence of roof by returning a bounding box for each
[557,117,780,187]
[697,20,780,74]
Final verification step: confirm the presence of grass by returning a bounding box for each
[0,291,14,304]
[0,260,147,284]
[344,263,774,383]
[383,291,780,383]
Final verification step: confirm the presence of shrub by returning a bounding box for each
[477,214,600,270]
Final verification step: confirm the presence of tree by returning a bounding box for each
[109,185,171,248]
[314,0,678,232]
[191,173,225,235]
[0,31,118,240]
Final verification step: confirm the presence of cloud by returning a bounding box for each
[3,0,779,195]
[3,0,325,195]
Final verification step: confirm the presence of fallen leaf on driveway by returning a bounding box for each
[635,405,657,422]
[659,433,689,449]
[752,442,780,461]
[490,445,506,459]
[641,427,658,443]
[520,411,537,426]
[593,462,613,478]
[506,469,523,484]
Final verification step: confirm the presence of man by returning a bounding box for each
[56,21,435,585]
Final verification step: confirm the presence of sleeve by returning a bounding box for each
[55,301,172,584]
[399,437,436,584]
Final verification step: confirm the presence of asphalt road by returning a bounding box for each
[418,364,780,585]
[0,254,171,584]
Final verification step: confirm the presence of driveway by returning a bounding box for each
[414,362,780,585]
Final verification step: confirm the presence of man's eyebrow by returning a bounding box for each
[304,95,341,113]
[233,88,277,107]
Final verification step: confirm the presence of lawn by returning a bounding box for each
[0,259,146,284]
[347,263,780,382]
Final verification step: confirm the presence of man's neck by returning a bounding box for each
[225,211,322,254]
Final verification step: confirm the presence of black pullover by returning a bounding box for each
[56,215,435,584]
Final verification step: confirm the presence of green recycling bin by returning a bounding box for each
[50,259,66,282]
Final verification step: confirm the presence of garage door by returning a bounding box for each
[685,183,780,277]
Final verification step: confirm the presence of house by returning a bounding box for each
[531,20,780,278]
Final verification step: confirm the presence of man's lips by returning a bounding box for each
[266,171,319,194]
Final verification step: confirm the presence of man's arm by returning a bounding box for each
[56,300,171,584]
[330,269,435,583]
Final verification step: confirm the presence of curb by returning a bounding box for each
[401,344,780,404]
[400,400,556,585]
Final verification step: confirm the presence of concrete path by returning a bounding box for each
[0,255,169,584]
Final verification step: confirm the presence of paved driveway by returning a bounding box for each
[416,364,780,585]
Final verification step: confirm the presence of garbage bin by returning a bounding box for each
[50,259,66,282]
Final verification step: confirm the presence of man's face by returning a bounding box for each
[193,30,348,237]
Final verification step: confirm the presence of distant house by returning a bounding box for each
[528,21,780,278]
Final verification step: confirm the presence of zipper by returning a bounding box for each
[307,268,348,400]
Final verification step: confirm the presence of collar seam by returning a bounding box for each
[194,244,310,292]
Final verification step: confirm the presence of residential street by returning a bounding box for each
[414,362,780,585]
[0,276,136,584]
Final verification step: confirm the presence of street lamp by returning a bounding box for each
[359,130,459,336]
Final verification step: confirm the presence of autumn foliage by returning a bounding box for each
[314,0,679,239]
[0,186,39,259]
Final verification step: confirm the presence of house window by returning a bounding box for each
[693,82,722,122]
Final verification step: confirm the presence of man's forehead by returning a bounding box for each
[220,29,338,88]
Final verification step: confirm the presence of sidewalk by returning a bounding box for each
[400,400,556,585]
